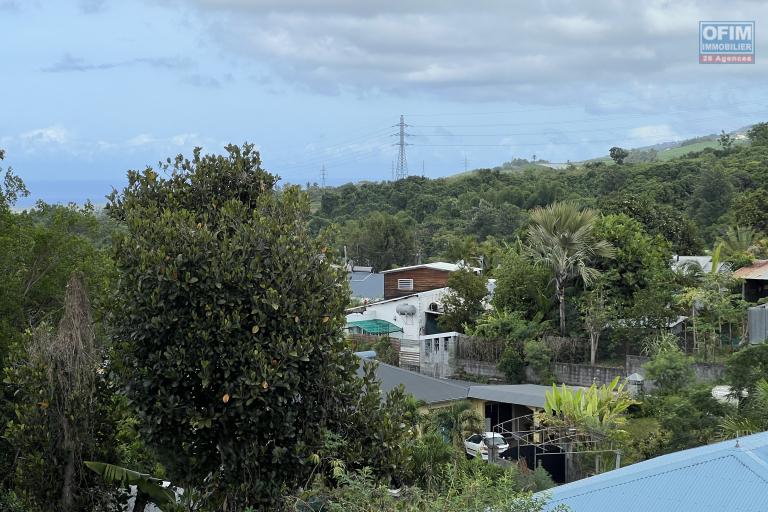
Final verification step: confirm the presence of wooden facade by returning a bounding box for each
[383,267,452,299]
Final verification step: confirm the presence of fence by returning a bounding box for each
[749,304,768,344]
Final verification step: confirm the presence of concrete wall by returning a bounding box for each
[626,354,725,383]
[454,358,505,380]
[551,362,625,388]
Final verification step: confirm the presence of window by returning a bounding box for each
[435,339,440,351]
[397,278,414,290]
[425,339,431,355]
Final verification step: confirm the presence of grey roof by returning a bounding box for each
[358,362,471,404]
[467,384,569,409]
[357,364,579,409]
[672,255,728,273]
[348,271,384,299]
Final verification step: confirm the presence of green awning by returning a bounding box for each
[346,319,403,335]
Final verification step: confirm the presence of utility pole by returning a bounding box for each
[393,115,409,180]
[422,160,425,178]
[320,164,327,189]
[464,155,469,172]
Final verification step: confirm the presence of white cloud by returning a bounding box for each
[173,0,768,101]
[20,126,71,145]
[629,124,680,142]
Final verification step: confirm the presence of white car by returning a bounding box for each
[464,432,509,460]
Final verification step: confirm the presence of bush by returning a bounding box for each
[499,345,525,383]
[643,349,695,395]
[524,340,554,384]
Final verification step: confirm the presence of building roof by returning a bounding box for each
[672,255,728,273]
[381,262,480,274]
[468,384,573,409]
[358,361,471,405]
[346,319,402,335]
[345,287,448,314]
[734,260,768,281]
[543,430,768,512]
[348,271,384,299]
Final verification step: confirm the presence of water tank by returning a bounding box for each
[396,303,417,315]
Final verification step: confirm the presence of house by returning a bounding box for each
[362,360,582,482]
[359,360,573,431]
[382,262,479,299]
[346,286,450,340]
[542,430,768,512]
[734,259,768,302]
[347,266,384,300]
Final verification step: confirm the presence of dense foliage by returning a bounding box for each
[317,143,768,267]
[3,130,768,509]
[106,145,406,507]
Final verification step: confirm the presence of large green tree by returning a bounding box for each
[438,268,488,333]
[526,202,615,336]
[106,145,386,507]
[340,212,416,270]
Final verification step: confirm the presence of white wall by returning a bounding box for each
[345,287,448,339]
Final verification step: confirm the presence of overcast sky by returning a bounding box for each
[2,0,767,204]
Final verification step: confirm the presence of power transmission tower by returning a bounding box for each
[320,164,327,188]
[393,115,410,180]
[464,155,469,172]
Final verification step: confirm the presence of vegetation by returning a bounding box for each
[4,126,768,509]
[526,202,614,336]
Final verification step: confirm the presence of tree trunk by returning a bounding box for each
[61,415,75,511]
[590,332,598,366]
[132,492,149,512]
[557,277,566,337]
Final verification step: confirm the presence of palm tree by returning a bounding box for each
[527,201,615,336]
[431,401,483,447]
[721,225,759,257]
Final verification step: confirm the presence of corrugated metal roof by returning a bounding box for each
[734,260,768,281]
[358,362,471,404]
[382,262,481,274]
[468,384,580,409]
[543,431,768,512]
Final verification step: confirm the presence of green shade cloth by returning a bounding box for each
[346,319,402,335]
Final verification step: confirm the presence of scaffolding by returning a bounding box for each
[493,413,622,482]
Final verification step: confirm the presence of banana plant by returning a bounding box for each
[542,377,634,434]
[84,461,175,512]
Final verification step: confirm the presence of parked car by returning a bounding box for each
[464,432,509,460]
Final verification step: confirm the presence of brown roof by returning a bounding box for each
[734,260,768,280]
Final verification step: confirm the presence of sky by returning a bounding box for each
[1,0,768,205]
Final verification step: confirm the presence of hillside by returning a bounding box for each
[312,131,768,270]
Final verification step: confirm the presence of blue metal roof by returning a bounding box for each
[542,431,768,512]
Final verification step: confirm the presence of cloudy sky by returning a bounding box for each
[2,0,767,204]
